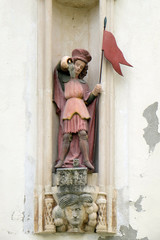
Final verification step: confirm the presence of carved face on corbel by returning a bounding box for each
[53,193,98,233]
[64,203,85,230]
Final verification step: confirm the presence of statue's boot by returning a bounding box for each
[55,133,72,168]
[54,160,64,168]
[83,160,94,170]
[78,130,94,170]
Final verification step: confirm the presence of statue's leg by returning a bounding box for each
[78,130,94,170]
[55,133,72,168]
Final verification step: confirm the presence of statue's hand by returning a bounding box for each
[61,56,72,71]
[92,84,102,96]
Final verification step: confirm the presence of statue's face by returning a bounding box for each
[74,60,86,77]
[64,203,85,226]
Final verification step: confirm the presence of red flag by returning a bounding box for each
[102,30,132,76]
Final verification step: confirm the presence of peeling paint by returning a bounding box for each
[11,211,24,222]
[143,102,160,152]
[134,195,144,212]
[98,225,149,240]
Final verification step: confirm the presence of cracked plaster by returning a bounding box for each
[143,102,160,153]
[134,195,144,212]
[98,225,149,240]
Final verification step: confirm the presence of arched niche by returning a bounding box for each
[34,0,116,234]
[52,0,100,181]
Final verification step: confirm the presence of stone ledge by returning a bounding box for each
[56,0,98,9]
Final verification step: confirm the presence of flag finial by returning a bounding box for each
[104,17,107,30]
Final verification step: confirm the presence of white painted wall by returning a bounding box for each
[0,0,37,238]
[115,0,160,239]
[0,0,160,239]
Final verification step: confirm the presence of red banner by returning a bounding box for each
[102,30,132,76]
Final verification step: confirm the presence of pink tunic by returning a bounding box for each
[63,79,90,133]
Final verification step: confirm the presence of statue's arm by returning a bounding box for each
[55,56,71,91]
[85,84,102,105]
[85,92,96,105]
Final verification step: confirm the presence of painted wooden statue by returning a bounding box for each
[53,49,102,170]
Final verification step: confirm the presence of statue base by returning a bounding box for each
[51,167,100,233]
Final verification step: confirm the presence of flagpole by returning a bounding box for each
[99,16,107,83]
[93,17,107,172]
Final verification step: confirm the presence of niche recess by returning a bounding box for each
[34,0,116,234]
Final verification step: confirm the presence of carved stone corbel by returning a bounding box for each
[52,168,99,233]
[96,192,108,232]
[44,194,56,232]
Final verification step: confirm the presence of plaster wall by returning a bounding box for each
[114,0,160,239]
[0,0,160,240]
